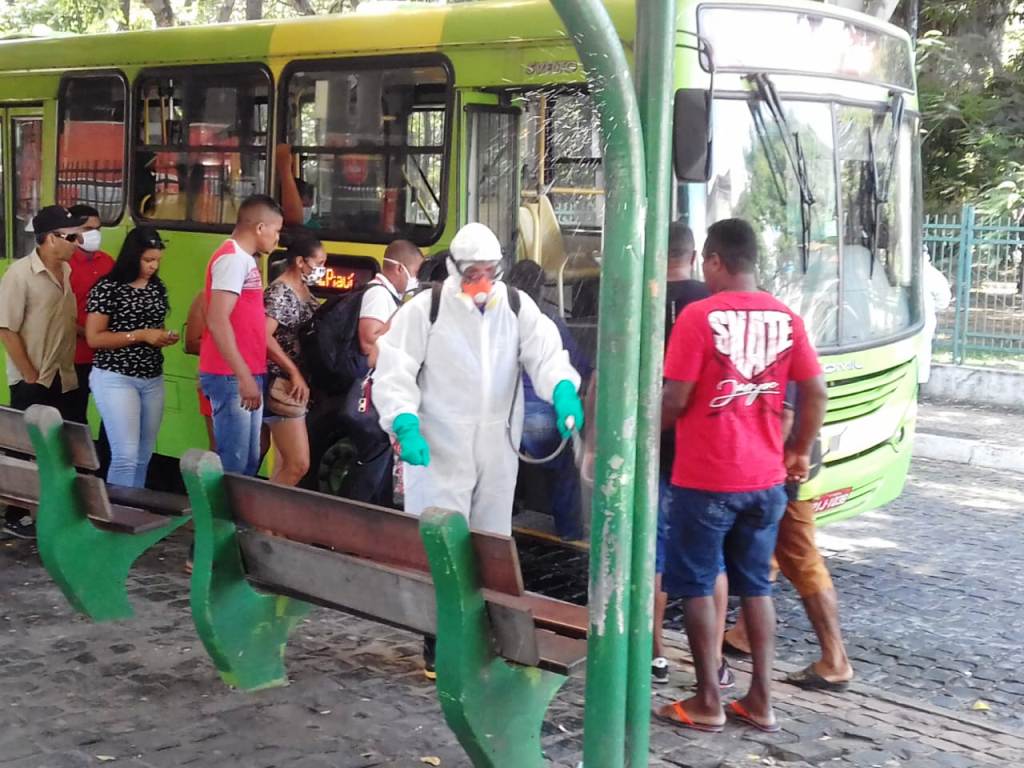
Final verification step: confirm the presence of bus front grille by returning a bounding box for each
[822,361,913,426]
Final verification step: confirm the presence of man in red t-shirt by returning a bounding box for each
[656,219,827,734]
[66,204,115,425]
[198,195,283,475]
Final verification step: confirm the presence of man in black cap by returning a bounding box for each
[0,205,86,538]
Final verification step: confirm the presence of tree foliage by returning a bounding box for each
[914,0,1024,216]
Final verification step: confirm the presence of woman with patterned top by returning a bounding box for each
[85,227,177,488]
[263,234,326,485]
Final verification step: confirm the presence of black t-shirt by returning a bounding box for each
[661,279,712,475]
[86,278,170,379]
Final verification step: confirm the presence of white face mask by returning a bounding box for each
[80,230,102,253]
[303,264,327,286]
[404,276,420,295]
[303,206,314,225]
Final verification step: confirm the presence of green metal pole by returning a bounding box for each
[626,0,676,763]
[547,0,646,765]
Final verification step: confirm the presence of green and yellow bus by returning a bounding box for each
[0,0,920,521]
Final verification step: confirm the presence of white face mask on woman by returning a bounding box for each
[303,264,327,286]
[80,229,102,253]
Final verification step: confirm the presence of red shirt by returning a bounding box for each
[198,239,267,376]
[664,290,822,492]
[69,248,115,364]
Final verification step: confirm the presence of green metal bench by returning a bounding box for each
[180,448,588,768]
[0,404,190,621]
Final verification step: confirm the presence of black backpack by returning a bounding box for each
[299,282,398,395]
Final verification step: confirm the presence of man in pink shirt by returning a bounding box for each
[199,195,283,475]
[656,219,827,734]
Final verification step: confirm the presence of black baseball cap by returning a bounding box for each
[31,205,88,236]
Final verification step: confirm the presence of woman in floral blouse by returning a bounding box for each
[264,234,326,485]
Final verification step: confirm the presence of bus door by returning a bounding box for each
[1,108,44,261]
[460,92,520,267]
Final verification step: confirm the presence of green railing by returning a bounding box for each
[924,204,1024,365]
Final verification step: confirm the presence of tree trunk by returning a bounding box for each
[218,0,237,22]
[291,0,317,14]
[246,0,263,20]
[120,0,131,28]
[144,0,175,26]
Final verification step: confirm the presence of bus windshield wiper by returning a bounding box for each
[748,73,816,272]
[866,92,906,276]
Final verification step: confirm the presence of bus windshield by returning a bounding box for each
[707,96,921,350]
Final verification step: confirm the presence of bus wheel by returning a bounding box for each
[316,437,359,497]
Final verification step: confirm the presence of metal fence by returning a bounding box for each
[924,205,1024,364]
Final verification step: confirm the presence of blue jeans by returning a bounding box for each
[520,398,584,541]
[663,484,787,599]
[89,368,165,488]
[200,373,264,476]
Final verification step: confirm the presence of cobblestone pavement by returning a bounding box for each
[3,456,1024,767]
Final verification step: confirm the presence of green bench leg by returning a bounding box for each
[26,405,189,622]
[181,449,310,691]
[420,508,566,768]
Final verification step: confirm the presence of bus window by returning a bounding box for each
[0,116,5,260]
[58,74,127,224]
[12,118,42,259]
[282,58,451,245]
[467,106,519,265]
[134,66,270,227]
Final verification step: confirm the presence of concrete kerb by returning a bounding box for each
[914,432,1024,474]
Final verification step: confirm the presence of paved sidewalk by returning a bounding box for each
[915,399,1024,472]
[4,512,1024,767]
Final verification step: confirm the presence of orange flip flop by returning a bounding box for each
[727,700,781,733]
[653,701,725,733]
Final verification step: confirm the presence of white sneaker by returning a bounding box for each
[651,656,670,685]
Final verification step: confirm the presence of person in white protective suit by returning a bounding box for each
[374,222,584,537]
[920,247,952,385]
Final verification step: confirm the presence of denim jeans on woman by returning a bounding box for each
[521,397,584,541]
[89,367,164,488]
[199,373,264,476]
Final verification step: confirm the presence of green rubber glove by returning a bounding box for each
[393,413,431,466]
[552,380,584,440]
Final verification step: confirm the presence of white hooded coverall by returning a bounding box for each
[374,275,581,535]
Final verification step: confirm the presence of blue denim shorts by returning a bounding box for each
[655,473,671,575]
[662,484,787,598]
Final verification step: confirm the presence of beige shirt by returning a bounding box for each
[0,250,78,391]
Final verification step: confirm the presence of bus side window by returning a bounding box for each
[281,57,451,245]
[133,65,271,229]
[57,73,128,225]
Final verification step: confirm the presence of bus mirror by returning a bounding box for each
[673,88,712,183]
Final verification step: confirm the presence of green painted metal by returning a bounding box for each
[419,508,565,768]
[180,449,310,691]
[925,205,1024,360]
[24,404,189,622]
[547,0,646,765]
[626,0,676,763]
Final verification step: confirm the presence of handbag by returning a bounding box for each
[267,376,308,419]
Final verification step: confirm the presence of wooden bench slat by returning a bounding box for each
[0,455,112,523]
[89,505,180,535]
[237,530,583,673]
[534,630,588,675]
[106,485,190,517]
[0,405,100,470]
[226,475,525,597]
[485,591,588,640]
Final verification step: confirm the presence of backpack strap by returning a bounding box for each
[507,285,521,316]
[429,282,443,325]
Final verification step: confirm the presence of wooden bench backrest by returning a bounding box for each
[224,473,526,597]
[0,405,100,471]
